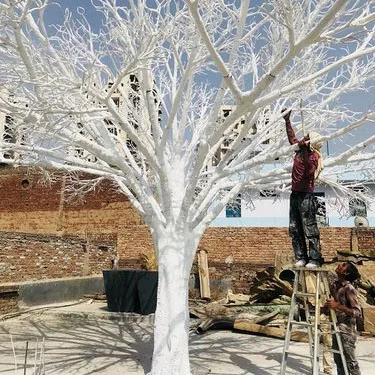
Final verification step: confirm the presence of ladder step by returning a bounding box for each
[314,349,345,357]
[295,291,316,297]
[293,267,330,272]
[288,350,343,361]
[284,349,313,359]
[290,320,313,327]
[285,349,346,359]
[332,349,345,354]
[290,320,323,328]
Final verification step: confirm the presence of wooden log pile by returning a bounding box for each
[190,299,309,342]
[190,254,375,338]
[247,266,293,304]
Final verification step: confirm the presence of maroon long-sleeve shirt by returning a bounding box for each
[286,120,319,193]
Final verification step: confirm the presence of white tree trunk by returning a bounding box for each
[149,226,201,375]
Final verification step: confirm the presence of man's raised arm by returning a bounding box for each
[283,109,298,145]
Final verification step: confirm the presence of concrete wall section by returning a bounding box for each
[0,284,19,315]
[18,275,104,307]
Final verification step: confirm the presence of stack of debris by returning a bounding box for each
[190,251,375,338]
[247,266,293,304]
[189,294,308,342]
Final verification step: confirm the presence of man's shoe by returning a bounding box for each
[306,261,319,269]
[294,260,306,268]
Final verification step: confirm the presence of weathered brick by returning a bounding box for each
[0,166,373,292]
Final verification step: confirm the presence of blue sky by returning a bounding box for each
[44,0,374,155]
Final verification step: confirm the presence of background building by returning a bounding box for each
[213,181,375,227]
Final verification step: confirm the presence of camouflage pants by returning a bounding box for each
[333,329,361,375]
[289,191,322,263]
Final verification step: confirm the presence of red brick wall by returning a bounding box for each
[0,166,372,289]
[115,225,353,294]
[115,226,352,269]
[0,167,145,282]
[197,227,353,293]
[0,232,117,282]
[0,167,142,260]
[354,228,375,255]
[0,167,130,213]
[199,227,352,267]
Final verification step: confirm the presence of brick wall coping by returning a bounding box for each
[17,274,103,286]
[0,274,103,289]
[0,283,19,293]
[0,231,89,243]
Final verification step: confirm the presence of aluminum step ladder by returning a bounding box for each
[280,267,348,375]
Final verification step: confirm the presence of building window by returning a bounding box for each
[314,192,327,226]
[349,198,367,217]
[112,97,120,108]
[349,187,367,217]
[223,138,232,148]
[105,119,118,136]
[226,195,241,218]
[260,189,279,197]
[3,116,16,159]
[223,109,231,118]
[212,148,221,166]
[130,74,140,109]
[75,148,83,157]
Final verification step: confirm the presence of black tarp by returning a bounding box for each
[103,270,158,315]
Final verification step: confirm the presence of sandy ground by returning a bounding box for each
[0,301,374,375]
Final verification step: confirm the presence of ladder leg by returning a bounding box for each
[320,274,333,375]
[301,271,314,365]
[312,271,321,375]
[280,269,300,375]
[322,275,349,375]
[281,269,343,375]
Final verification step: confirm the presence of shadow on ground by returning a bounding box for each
[189,331,311,375]
[1,312,374,375]
[0,313,153,375]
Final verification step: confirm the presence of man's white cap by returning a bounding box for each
[308,131,323,150]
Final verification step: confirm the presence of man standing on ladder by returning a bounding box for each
[283,109,324,269]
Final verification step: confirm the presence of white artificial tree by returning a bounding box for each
[0,1,374,373]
